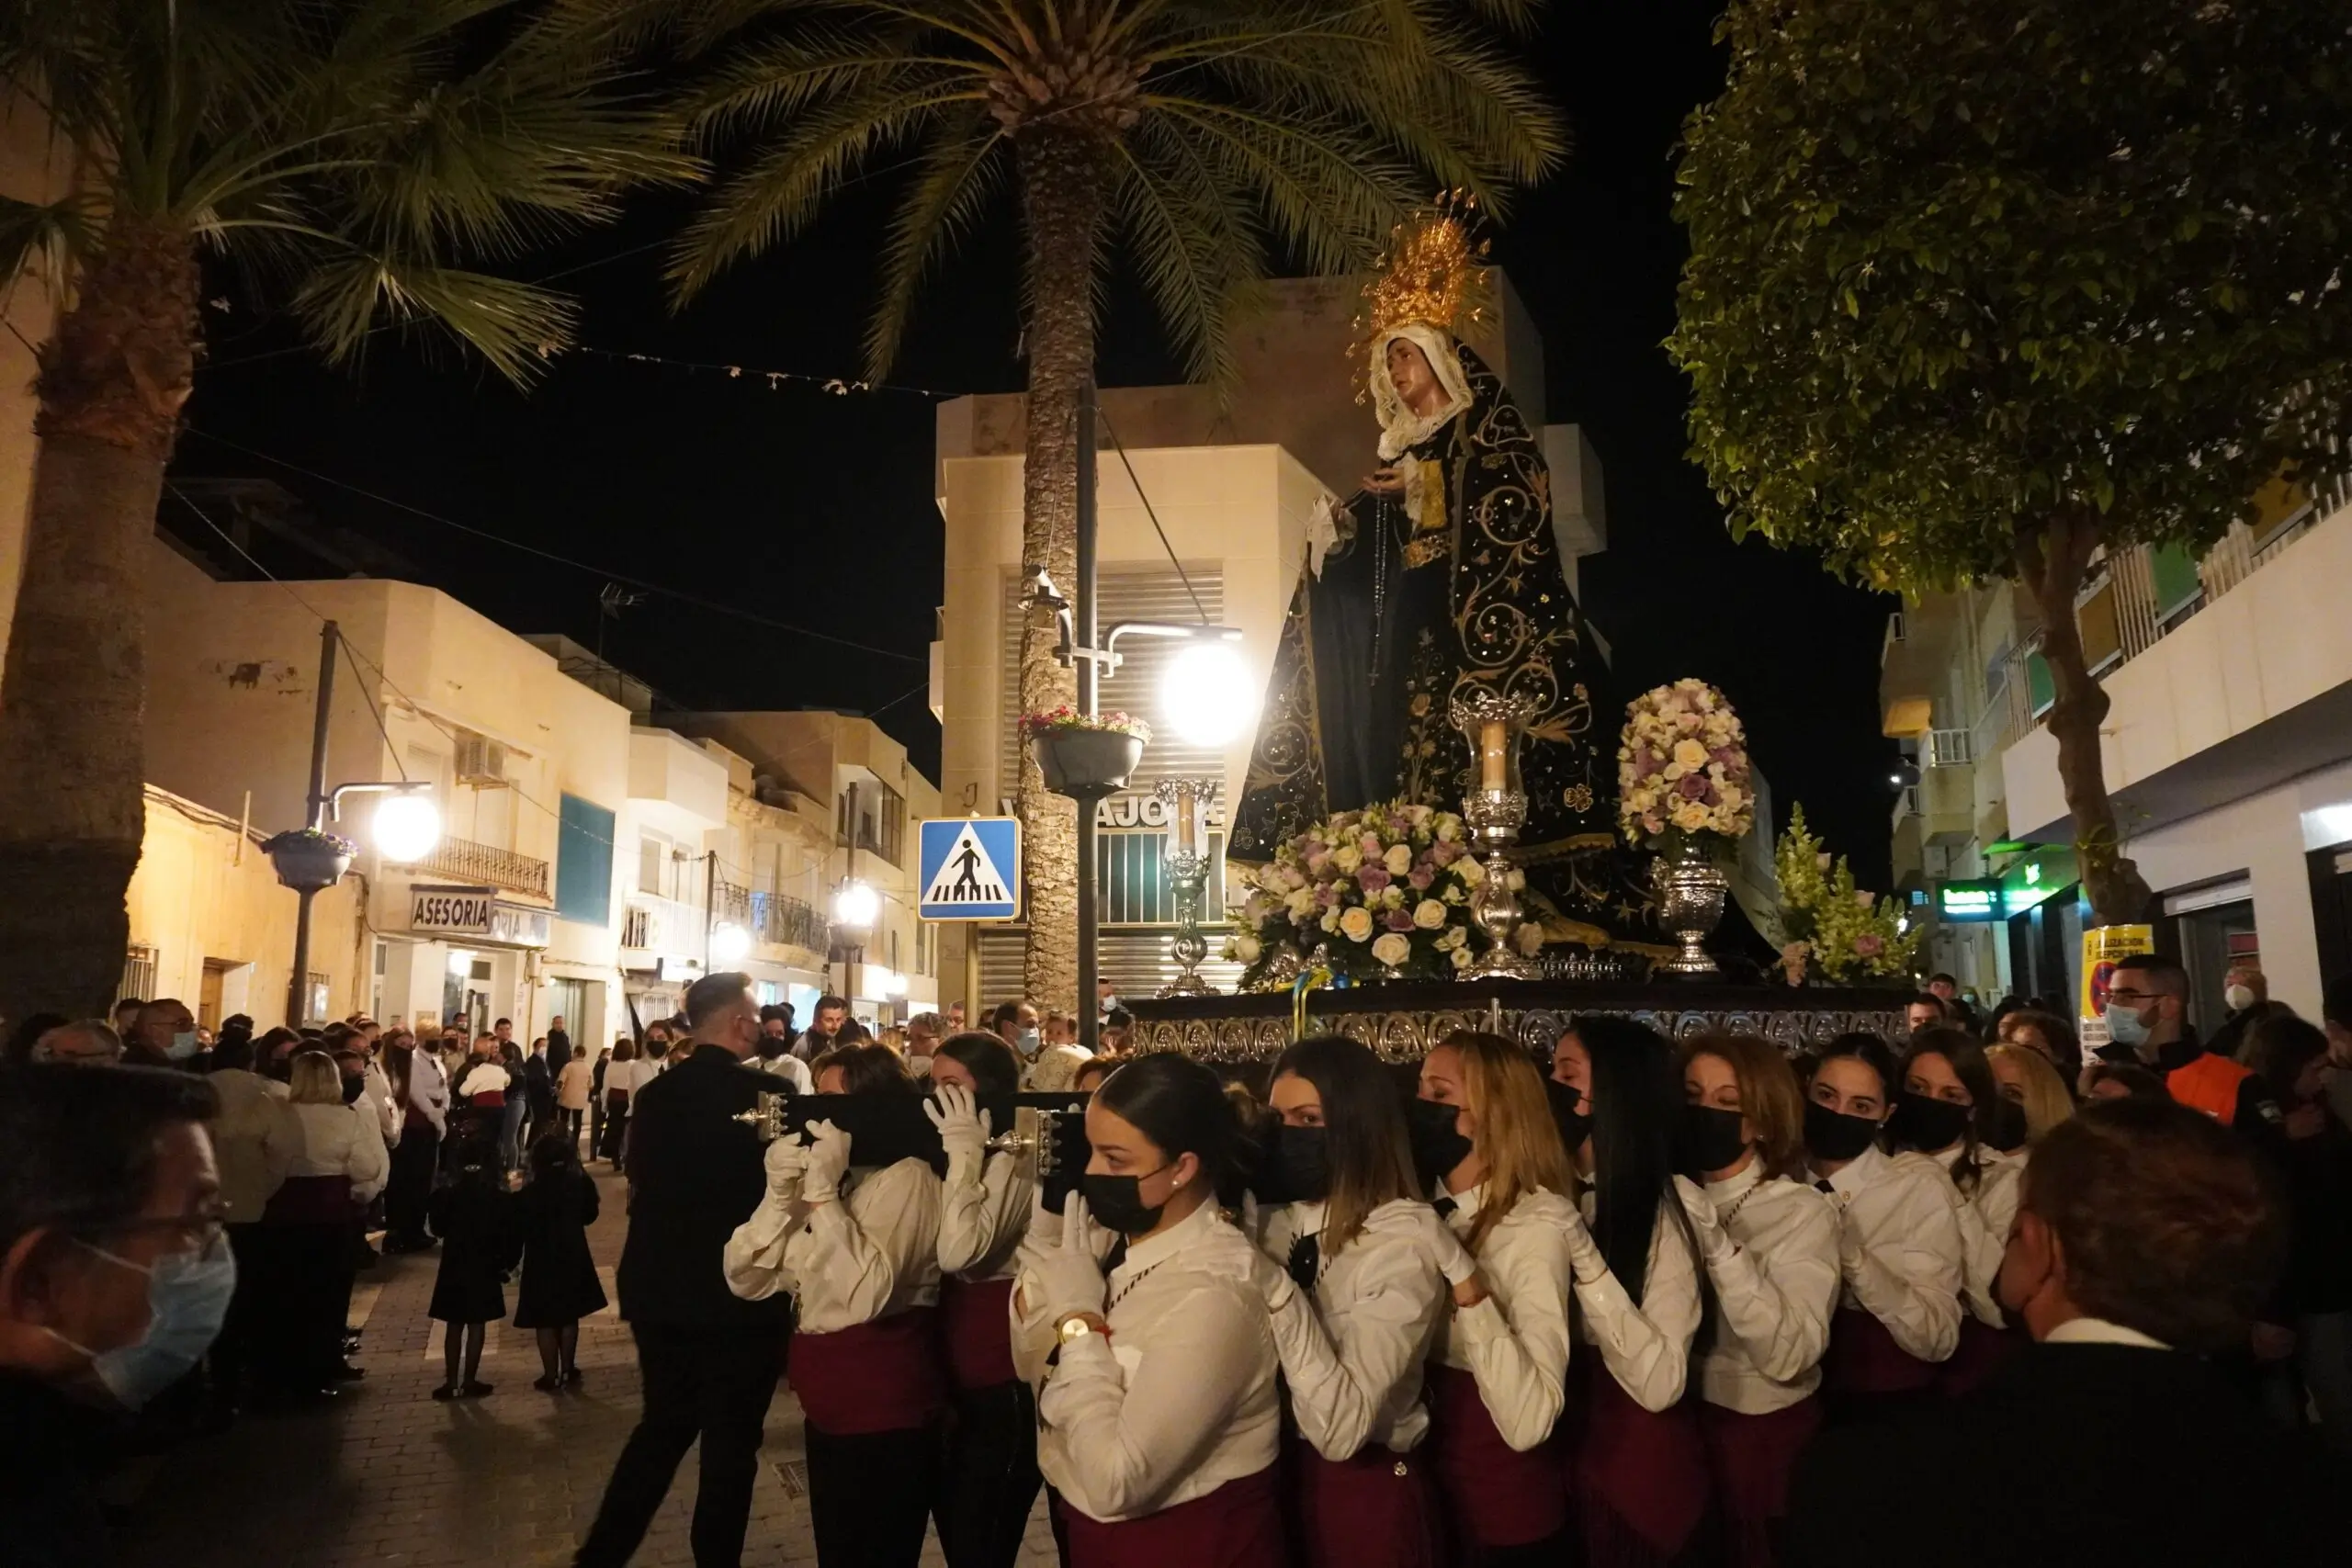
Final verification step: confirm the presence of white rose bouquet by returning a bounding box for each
[1618,679,1756,856]
[1226,799,1504,985]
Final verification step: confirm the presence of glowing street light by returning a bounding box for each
[370,790,443,863]
[708,920,752,966]
[1161,637,1259,747]
[831,878,880,936]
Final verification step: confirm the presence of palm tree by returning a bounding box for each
[669,0,1563,1008]
[0,0,694,1025]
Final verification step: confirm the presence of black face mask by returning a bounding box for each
[1408,1097,1475,1188]
[341,1074,367,1106]
[1265,1123,1331,1205]
[1546,1078,1593,1154]
[1804,1100,1883,1164]
[1081,1166,1173,1236]
[1680,1102,1750,1172]
[1982,1096,2030,1154]
[1893,1091,1973,1152]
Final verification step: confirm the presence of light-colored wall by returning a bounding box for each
[2004,502,2352,838]
[0,99,70,677]
[127,786,363,1025]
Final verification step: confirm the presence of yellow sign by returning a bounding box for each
[2079,924,2154,1048]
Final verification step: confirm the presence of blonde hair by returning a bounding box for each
[1681,1033,1807,1179]
[1988,1043,2075,1145]
[1432,1031,1571,1256]
[288,1049,345,1105]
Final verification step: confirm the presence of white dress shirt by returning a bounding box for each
[1815,1145,1963,1364]
[938,1144,1033,1281]
[285,1100,390,1204]
[1024,1044,1094,1093]
[1257,1198,1450,1459]
[1690,1161,1839,1413]
[2044,1316,2167,1350]
[209,1069,295,1224]
[755,1052,815,1096]
[1928,1145,2018,1328]
[722,1156,943,1330]
[360,1061,402,1148]
[457,1060,511,1100]
[1435,1183,1578,1451]
[1023,1201,1282,1523]
[1571,1183,1703,1413]
[408,1049,449,1136]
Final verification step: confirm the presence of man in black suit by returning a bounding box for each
[1787,1099,2330,1568]
[576,972,794,1568]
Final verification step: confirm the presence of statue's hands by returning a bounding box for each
[1363,465,1408,496]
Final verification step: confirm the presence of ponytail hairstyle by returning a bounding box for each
[1896,1027,1996,1193]
[935,1031,1022,1101]
[1563,1016,1701,1307]
[1091,1053,1250,1211]
[1270,1034,1419,1258]
[1430,1031,1571,1257]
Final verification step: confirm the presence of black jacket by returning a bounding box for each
[614,1043,795,1329]
[0,1372,122,1568]
[1786,1338,2330,1568]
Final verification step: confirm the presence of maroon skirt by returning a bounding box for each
[1698,1395,1822,1568]
[1293,1438,1442,1568]
[1426,1363,1567,1550]
[939,1274,1017,1391]
[1820,1306,1941,1397]
[263,1173,357,1225]
[1935,1314,2023,1399]
[1559,1356,1711,1567]
[1057,1466,1287,1568]
[788,1308,947,1435]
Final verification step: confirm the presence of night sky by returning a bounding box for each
[175,0,1901,886]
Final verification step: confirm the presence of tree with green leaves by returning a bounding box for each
[666,0,1562,1009]
[0,0,693,1026]
[1669,0,2352,925]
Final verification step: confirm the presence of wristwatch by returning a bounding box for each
[1056,1313,1106,1348]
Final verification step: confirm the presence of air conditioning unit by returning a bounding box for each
[454,731,509,786]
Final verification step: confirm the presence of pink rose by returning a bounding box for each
[1359,833,1384,858]
[1678,773,1709,800]
[1316,884,1338,908]
[1358,865,1392,894]
[1429,840,1460,866]
[1854,933,1884,958]
[1408,865,1435,891]
[1385,910,1416,932]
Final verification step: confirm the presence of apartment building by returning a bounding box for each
[1882,474,2352,1026]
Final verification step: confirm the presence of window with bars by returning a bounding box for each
[119,946,159,1004]
[1096,832,1229,925]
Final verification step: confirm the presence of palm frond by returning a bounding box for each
[864,105,1009,379]
[289,249,578,385]
[0,191,96,296]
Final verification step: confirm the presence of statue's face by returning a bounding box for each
[1385,337,1443,412]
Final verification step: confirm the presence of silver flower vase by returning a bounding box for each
[1652,840,1728,977]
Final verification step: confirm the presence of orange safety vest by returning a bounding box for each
[2165,1050,2252,1125]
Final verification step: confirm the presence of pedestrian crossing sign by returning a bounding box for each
[918,817,1022,920]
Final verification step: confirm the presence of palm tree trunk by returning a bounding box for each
[1012,127,1110,1013]
[0,217,198,1025]
[2018,513,2154,929]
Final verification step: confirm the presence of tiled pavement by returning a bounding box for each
[111,1167,1057,1568]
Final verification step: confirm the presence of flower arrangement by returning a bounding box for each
[1770,804,1919,985]
[1018,705,1152,743]
[1225,799,1532,985]
[262,826,359,858]
[1618,680,1756,857]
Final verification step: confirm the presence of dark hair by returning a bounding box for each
[1905,992,1949,1021]
[211,1027,258,1073]
[2113,953,2188,995]
[1895,1027,1997,1192]
[4,1012,70,1064]
[2022,1099,2286,1352]
[0,1064,220,1257]
[816,993,849,1014]
[528,1127,583,1180]
[2085,1063,2168,1100]
[2244,1013,2331,1100]
[988,999,1023,1034]
[760,1004,787,1024]
[2003,1009,2083,1073]
[1565,1016,1702,1307]
[2324,972,2352,1032]
[1104,1005,1136,1032]
[1092,1053,1247,1199]
[935,1031,1021,1101]
[814,1043,916,1096]
[1270,1036,1418,1257]
[684,971,753,1028]
[1074,1057,1114,1091]
[1928,973,1958,987]
[1812,1032,1898,1097]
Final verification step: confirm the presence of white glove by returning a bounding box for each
[924,1083,990,1173]
[1031,1190,1110,1322]
[1674,1175,1735,1263]
[1246,1240,1300,1314]
[763,1136,808,1199]
[1362,1200,1478,1285]
[801,1119,853,1205]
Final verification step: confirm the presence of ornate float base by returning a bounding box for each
[1125,979,1905,1065]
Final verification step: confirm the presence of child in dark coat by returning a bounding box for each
[514,1130,607,1390]
[426,1133,519,1400]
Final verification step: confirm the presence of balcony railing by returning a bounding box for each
[621,892,703,953]
[408,835,549,898]
[752,890,826,951]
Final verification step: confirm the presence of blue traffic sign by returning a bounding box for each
[918,817,1021,920]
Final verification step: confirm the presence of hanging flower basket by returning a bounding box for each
[262,827,357,893]
[1023,708,1149,797]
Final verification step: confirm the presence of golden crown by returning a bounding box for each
[1360,194,1494,345]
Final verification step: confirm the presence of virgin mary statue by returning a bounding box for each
[1233,213,1638,940]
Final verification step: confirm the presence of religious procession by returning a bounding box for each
[4,3,2350,1568]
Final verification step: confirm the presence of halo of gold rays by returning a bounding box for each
[1356,192,1495,376]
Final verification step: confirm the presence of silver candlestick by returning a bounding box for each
[1448,689,1541,980]
[1155,778,1216,997]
